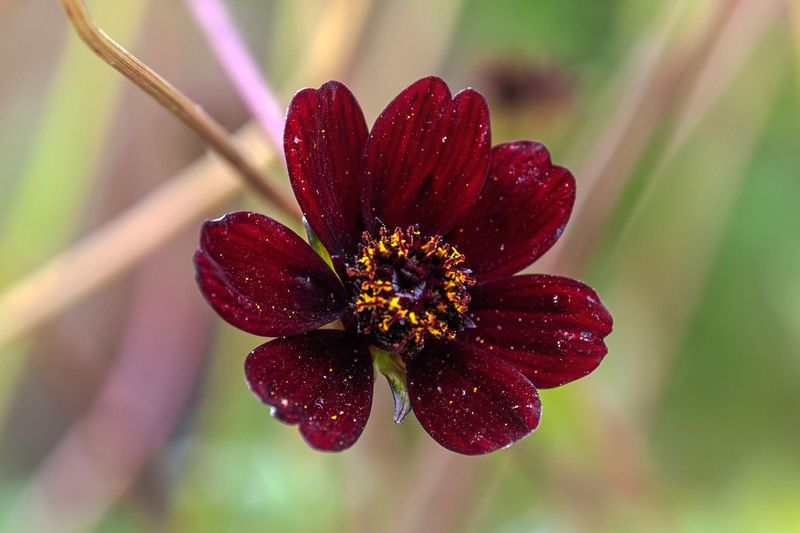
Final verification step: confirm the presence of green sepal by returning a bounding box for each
[303,217,335,271]
[371,347,411,424]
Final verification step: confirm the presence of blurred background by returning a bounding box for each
[1,0,799,531]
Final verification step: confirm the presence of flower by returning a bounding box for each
[194,76,613,454]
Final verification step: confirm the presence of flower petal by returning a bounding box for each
[285,82,368,262]
[245,330,374,451]
[195,211,347,337]
[362,76,491,235]
[462,275,612,388]
[407,341,541,455]
[447,141,575,283]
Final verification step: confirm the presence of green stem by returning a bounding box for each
[371,347,411,424]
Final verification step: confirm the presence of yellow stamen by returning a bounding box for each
[347,226,475,351]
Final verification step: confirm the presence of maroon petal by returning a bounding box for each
[448,141,575,283]
[245,330,374,451]
[362,76,491,235]
[285,82,368,261]
[194,211,347,337]
[407,341,541,455]
[462,275,612,389]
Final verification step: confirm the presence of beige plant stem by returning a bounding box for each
[391,1,771,531]
[544,0,716,275]
[620,0,784,424]
[58,0,300,220]
[286,0,373,88]
[0,0,371,350]
[7,0,373,530]
[0,124,267,349]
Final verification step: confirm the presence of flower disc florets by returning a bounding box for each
[346,226,476,353]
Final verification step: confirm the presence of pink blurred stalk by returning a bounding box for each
[185,0,285,150]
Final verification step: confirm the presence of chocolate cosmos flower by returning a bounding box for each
[194,77,612,455]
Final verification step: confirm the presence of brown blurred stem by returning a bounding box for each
[0,0,372,350]
[58,0,300,220]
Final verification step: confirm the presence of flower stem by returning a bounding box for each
[371,347,411,424]
[58,0,300,221]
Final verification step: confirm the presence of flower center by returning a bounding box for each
[346,226,476,353]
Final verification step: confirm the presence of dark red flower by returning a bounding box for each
[194,77,612,454]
